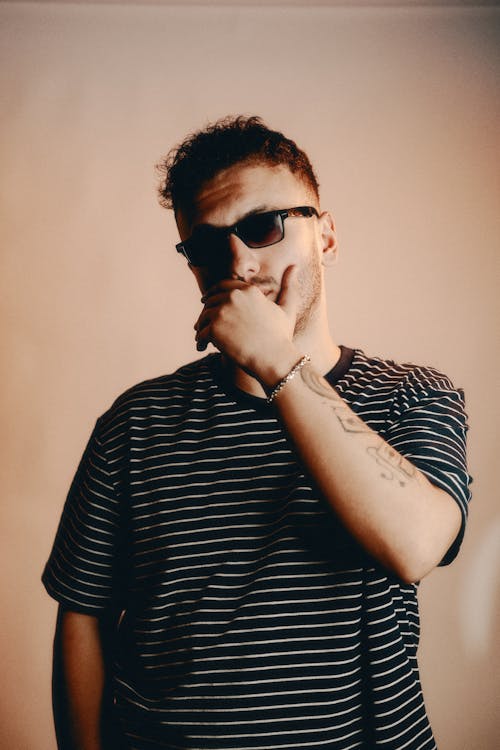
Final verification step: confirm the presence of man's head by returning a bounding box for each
[157,116,337,337]
[157,115,320,228]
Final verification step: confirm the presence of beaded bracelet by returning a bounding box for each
[266,355,311,404]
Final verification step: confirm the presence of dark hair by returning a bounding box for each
[157,115,320,221]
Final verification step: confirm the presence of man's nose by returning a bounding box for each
[226,233,261,281]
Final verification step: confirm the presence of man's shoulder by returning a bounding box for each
[343,347,459,399]
[98,354,218,428]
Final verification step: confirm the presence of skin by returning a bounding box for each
[53,609,106,750]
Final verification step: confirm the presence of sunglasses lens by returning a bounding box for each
[185,226,225,266]
[240,212,283,248]
[183,211,285,266]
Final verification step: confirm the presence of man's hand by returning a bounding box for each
[194,265,301,385]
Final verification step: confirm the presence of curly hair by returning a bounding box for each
[157,115,320,222]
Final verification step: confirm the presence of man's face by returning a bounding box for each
[177,162,333,336]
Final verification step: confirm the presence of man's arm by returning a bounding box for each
[263,361,462,583]
[194,272,464,583]
[53,607,108,750]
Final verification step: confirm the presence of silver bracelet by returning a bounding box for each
[266,355,311,404]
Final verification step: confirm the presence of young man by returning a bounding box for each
[43,116,471,750]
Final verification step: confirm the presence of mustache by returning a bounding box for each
[234,274,280,288]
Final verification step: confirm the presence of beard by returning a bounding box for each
[293,243,323,336]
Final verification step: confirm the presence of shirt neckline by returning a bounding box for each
[207,346,355,412]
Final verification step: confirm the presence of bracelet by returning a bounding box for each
[266,355,311,404]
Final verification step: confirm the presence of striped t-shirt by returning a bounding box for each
[43,346,471,750]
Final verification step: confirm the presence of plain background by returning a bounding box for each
[1,2,499,748]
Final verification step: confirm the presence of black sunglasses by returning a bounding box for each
[176,205,319,267]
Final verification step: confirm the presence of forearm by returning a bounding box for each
[54,609,106,750]
[267,360,461,583]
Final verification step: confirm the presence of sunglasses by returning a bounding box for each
[176,205,319,267]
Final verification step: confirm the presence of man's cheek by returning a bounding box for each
[192,266,222,293]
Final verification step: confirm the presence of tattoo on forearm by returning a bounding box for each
[300,366,372,434]
[300,366,417,487]
[366,443,416,487]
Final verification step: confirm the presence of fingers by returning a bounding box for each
[199,292,229,310]
[194,290,234,336]
[201,279,249,303]
[277,265,299,313]
[194,307,214,351]
[194,278,276,356]
[195,282,251,351]
[194,293,232,351]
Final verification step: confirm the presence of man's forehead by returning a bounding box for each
[181,162,312,234]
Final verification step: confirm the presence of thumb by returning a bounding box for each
[277,265,300,315]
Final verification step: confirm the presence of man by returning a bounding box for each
[43,116,471,750]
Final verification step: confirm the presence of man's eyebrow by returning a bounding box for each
[235,205,273,223]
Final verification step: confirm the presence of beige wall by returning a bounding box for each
[1,3,498,748]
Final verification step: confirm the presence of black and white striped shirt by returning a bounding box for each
[43,346,471,749]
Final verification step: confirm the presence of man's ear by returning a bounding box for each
[319,211,338,267]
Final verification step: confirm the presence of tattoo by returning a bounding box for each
[300,365,417,487]
[300,366,372,434]
[366,443,416,487]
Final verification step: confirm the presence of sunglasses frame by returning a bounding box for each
[176,205,319,267]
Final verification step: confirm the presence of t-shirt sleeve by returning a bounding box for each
[42,417,126,614]
[384,367,472,566]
